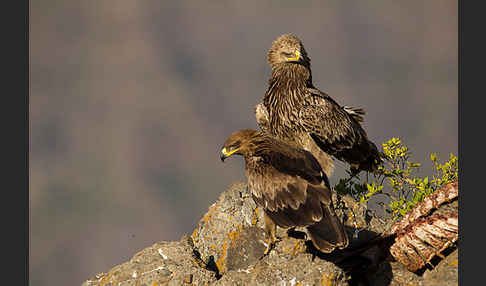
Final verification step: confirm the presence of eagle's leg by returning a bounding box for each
[263,212,278,255]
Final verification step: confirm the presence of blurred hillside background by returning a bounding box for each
[30,1,457,285]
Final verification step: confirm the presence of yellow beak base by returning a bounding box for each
[221,147,240,158]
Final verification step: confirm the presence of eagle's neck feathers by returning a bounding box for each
[263,63,312,142]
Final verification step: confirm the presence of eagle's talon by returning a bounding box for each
[262,236,279,256]
[263,241,274,256]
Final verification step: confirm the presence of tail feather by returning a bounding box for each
[342,105,384,173]
[306,204,349,253]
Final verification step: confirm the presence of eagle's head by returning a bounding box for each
[267,34,311,69]
[220,129,263,162]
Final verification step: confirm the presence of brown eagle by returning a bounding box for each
[255,34,382,175]
[220,129,349,254]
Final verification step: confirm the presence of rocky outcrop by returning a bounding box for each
[82,181,458,286]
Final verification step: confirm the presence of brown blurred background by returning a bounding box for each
[30,1,457,285]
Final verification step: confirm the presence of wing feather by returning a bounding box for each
[246,142,331,227]
[248,166,308,213]
[260,135,324,185]
[343,105,366,122]
[299,88,367,156]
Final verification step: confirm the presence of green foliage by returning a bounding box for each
[334,137,458,220]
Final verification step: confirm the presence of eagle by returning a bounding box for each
[220,129,349,254]
[255,34,382,175]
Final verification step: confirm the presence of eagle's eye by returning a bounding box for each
[281,52,293,57]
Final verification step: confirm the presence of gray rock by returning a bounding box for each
[191,182,267,275]
[82,181,458,286]
[214,234,349,286]
[82,238,216,286]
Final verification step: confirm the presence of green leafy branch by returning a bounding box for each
[333,137,458,220]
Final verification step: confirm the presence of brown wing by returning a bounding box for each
[261,136,326,186]
[247,137,329,219]
[299,88,367,155]
[247,157,348,251]
[247,159,330,226]
[246,137,349,251]
[299,88,383,171]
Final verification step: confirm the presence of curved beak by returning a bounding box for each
[220,153,227,162]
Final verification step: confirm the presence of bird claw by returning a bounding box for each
[262,236,281,256]
[263,241,274,256]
